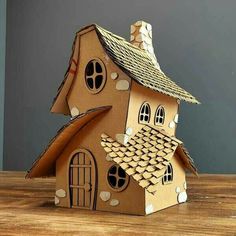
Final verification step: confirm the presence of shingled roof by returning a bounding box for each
[51,24,199,115]
[101,125,197,194]
[95,24,199,104]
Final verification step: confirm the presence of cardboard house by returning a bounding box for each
[26,21,199,215]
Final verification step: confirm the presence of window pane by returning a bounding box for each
[118,167,126,178]
[118,179,125,188]
[145,105,149,114]
[109,176,117,187]
[95,62,102,73]
[86,62,94,76]
[163,176,167,182]
[141,105,145,113]
[109,165,117,175]
[87,77,94,89]
[160,108,164,116]
[95,75,103,89]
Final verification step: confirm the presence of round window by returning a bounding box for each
[85,59,106,94]
[107,164,129,192]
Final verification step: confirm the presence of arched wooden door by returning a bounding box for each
[69,149,96,209]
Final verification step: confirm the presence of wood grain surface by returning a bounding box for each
[0,172,235,235]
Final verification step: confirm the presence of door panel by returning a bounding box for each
[84,155,91,207]
[69,150,95,209]
[78,152,84,206]
[72,154,78,206]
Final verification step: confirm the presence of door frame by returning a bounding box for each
[67,148,97,210]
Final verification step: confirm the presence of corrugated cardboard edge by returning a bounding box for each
[26,106,111,179]
[50,34,79,115]
[94,25,200,104]
[176,144,198,177]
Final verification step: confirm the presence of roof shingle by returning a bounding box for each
[101,125,197,194]
[95,25,200,104]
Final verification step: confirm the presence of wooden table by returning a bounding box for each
[0,172,235,235]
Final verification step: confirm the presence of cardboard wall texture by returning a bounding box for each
[25,23,198,214]
[4,0,236,173]
[0,0,6,170]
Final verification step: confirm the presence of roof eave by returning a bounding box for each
[26,106,111,178]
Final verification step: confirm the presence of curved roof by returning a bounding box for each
[51,24,199,115]
[26,106,111,178]
[95,24,199,104]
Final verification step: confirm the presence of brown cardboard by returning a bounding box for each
[125,80,179,137]
[50,34,80,115]
[101,125,197,194]
[27,20,199,215]
[55,115,145,215]
[26,106,111,178]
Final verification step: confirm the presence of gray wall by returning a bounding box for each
[0,0,6,170]
[4,0,236,173]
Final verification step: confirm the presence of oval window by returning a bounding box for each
[85,59,106,94]
[107,164,129,192]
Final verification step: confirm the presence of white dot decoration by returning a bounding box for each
[175,187,181,193]
[169,121,175,129]
[110,199,119,206]
[71,107,80,117]
[116,80,130,91]
[126,127,133,136]
[111,72,118,80]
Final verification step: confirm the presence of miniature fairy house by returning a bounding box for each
[26,21,199,215]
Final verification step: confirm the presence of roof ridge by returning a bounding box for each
[76,23,128,42]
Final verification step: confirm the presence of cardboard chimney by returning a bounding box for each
[130,21,160,69]
[27,21,199,215]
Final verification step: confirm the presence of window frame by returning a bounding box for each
[84,58,106,94]
[162,163,173,185]
[154,105,165,126]
[138,102,151,124]
[107,164,129,192]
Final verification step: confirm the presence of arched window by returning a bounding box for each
[163,164,173,184]
[139,102,151,124]
[85,59,106,94]
[155,106,165,125]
